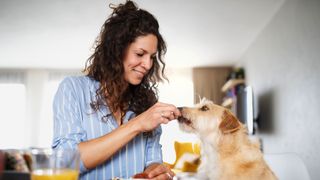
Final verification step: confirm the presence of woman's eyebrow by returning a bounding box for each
[137,48,157,55]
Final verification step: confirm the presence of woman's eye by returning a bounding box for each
[137,53,144,57]
[200,105,209,111]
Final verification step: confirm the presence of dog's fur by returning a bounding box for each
[178,99,277,180]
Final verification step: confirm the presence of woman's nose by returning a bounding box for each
[141,57,153,70]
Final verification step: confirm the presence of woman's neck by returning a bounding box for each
[113,110,123,126]
[103,82,129,126]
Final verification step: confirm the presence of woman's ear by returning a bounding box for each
[219,110,241,134]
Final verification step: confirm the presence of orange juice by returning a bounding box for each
[31,169,79,180]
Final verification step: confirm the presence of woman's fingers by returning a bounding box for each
[151,173,173,180]
[159,111,175,121]
[154,102,181,119]
[146,164,173,179]
[135,102,181,132]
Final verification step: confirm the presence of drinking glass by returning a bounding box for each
[30,148,80,180]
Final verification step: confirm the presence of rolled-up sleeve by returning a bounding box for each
[145,126,163,167]
[51,77,88,172]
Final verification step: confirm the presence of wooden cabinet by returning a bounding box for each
[193,67,232,104]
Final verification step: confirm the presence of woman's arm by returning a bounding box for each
[78,102,180,169]
[78,117,140,169]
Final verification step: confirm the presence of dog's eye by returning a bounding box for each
[200,105,209,111]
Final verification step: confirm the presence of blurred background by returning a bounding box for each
[0,0,319,179]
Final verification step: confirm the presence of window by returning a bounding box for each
[0,70,80,149]
[0,71,27,149]
[37,71,81,147]
[158,69,198,164]
[37,77,63,147]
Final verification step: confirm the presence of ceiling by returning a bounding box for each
[0,0,285,69]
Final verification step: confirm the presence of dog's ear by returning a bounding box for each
[219,110,241,134]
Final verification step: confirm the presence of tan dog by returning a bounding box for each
[177,99,277,180]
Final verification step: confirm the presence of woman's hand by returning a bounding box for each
[133,102,181,132]
[143,163,175,180]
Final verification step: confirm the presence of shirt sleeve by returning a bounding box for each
[145,126,163,167]
[51,77,88,173]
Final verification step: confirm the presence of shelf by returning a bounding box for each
[222,97,233,107]
[221,79,245,93]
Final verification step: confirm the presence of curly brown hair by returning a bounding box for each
[84,0,167,123]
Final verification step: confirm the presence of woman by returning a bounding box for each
[52,0,180,179]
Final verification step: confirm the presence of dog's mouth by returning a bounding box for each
[177,116,192,125]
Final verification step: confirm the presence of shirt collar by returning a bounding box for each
[87,76,136,123]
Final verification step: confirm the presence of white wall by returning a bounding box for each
[238,0,320,179]
[158,68,198,164]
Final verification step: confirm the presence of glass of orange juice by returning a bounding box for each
[30,148,80,180]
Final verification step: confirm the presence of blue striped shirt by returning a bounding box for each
[52,76,163,180]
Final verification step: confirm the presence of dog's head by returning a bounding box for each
[177,99,241,136]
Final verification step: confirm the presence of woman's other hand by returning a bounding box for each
[143,163,175,180]
[134,102,181,132]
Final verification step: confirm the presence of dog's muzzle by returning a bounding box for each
[177,107,192,125]
[177,116,192,125]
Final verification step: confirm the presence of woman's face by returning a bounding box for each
[123,34,158,85]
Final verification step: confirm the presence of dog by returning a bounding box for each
[177,99,277,180]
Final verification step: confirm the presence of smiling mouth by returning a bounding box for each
[133,69,146,76]
[177,116,192,125]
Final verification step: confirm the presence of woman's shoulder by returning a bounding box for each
[61,75,96,85]
[59,75,99,90]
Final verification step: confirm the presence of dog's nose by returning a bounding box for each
[177,107,184,112]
